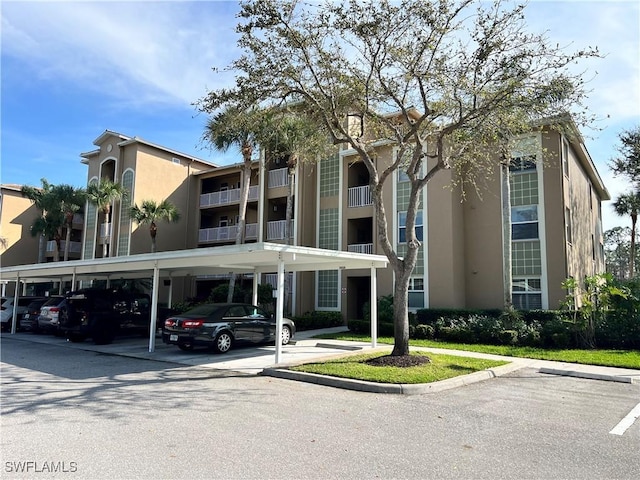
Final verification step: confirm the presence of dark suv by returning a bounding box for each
[58,289,151,345]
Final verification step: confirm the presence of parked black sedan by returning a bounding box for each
[162,303,295,353]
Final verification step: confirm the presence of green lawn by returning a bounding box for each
[313,332,640,370]
[291,351,508,384]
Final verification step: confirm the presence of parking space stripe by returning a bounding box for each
[609,402,640,436]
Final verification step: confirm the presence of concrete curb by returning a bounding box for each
[539,367,638,384]
[262,359,527,395]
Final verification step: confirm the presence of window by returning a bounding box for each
[511,205,538,240]
[219,216,228,227]
[509,155,536,172]
[565,207,572,244]
[512,278,542,310]
[562,140,569,178]
[408,277,424,309]
[398,210,423,243]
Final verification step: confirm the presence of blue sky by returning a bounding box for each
[1,0,639,232]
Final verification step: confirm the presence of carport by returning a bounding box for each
[0,242,388,363]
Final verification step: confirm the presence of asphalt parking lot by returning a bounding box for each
[1,334,639,479]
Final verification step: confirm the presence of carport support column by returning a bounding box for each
[370,266,377,348]
[275,255,285,364]
[10,276,20,334]
[148,264,160,353]
[252,271,259,306]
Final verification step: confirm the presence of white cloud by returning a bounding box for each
[1,1,240,108]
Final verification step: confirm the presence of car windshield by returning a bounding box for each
[183,304,225,316]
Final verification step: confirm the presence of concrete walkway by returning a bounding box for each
[3,327,639,394]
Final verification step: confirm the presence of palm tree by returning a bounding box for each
[21,179,56,262]
[130,199,180,253]
[613,191,640,278]
[204,106,265,301]
[262,113,328,243]
[52,184,86,261]
[86,180,126,257]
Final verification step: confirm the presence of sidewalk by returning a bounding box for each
[3,327,639,393]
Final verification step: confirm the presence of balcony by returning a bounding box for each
[46,240,82,254]
[268,167,289,189]
[99,222,111,238]
[267,220,294,241]
[348,185,373,207]
[198,223,258,243]
[200,185,259,208]
[347,243,374,254]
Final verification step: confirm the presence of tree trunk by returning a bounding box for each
[150,223,158,253]
[630,213,637,279]
[38,234,46,263]
[227,156,252,303]
[283,162,296,314]
[501,162,513,308]
[64,218,72,262]
[391,271,411,356]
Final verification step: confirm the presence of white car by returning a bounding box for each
[0,296,47,331]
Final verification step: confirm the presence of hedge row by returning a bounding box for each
[349,308,640,349]
[291,311,344,331]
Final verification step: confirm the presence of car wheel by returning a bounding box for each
[281,325,291,345]
[68,333,85,343]
[213,331,232,354]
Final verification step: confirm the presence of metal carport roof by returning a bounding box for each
[1,242,388,363]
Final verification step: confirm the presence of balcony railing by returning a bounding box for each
[46,240,82,254]
[348,185,373,207]
[200,185,259,208]
[268,167,289,188]
[266,220,294,240]
[347,243,374,254]
[99,222,111,238]
[198,223,258,243]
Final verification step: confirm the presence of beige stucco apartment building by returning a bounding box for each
[1,120,609,318]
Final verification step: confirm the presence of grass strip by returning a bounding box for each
[290,351,508,384]
[313,332,640,370]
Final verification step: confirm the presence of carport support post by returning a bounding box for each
[148,265,160,353]
[252,272,259,306]
[275,255,285,364]
[10,276,20,334]
[370,266,377,348]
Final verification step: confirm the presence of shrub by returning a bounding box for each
[498,329,519,345]
[293,311,344,331]
[413,324,434,339]
[208,284,248,303]
[363,295,394,323]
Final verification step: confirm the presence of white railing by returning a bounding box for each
[99,222,111,238]
[198,223,258,243]
[200,185,259,208]
[347,243,374,254]
[46,240,82,254]
[266,220,295,240]
[268,168,289,188]
[348,185,373,207]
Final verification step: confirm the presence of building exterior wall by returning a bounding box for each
[0,186,41,267]
[2,121,609,318]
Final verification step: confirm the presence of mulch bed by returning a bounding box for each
[365,354,431,368]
